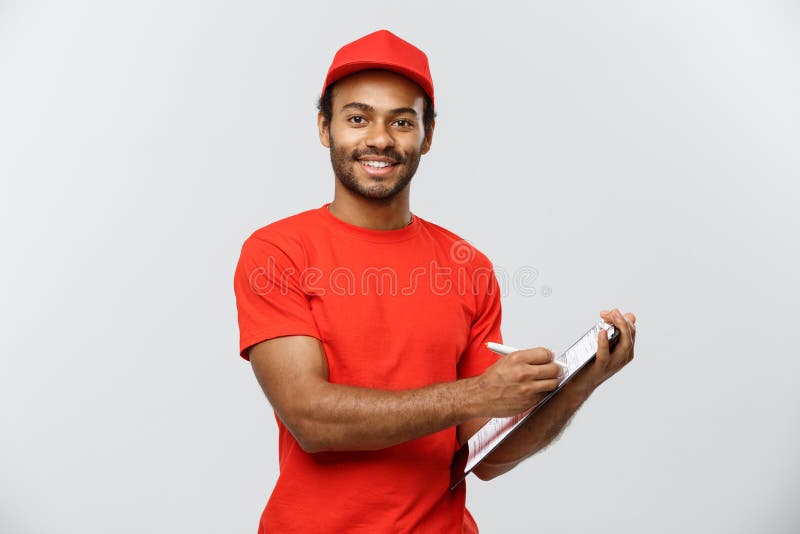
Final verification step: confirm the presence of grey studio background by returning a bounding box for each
[1,1,798,533]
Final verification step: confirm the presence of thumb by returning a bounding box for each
[596,328,610,366]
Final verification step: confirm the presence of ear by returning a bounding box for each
[421,120,435,155]
[317,112,331,148]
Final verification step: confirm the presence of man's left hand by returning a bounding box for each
[582,308,637,389]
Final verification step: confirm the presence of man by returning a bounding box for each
[234,29,636,533]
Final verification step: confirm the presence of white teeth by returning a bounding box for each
[360,160,392,168]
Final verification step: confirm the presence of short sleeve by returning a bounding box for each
[456,265,503,378]
[233,236,321,360]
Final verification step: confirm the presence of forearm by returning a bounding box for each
[473,373,596,480]
[252,335,578,456]
[287,377,485,453]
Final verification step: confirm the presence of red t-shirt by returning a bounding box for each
[234,204,503,533]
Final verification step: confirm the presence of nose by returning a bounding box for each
[365,120,394,151]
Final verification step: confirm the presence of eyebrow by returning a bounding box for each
[340,102,419,116]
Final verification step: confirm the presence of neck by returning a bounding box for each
[328,184,412,231]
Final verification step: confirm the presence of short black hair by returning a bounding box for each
[317,81,436,135]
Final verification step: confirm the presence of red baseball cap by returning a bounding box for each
[322,30,434,105]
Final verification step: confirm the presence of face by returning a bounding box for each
[318,70,434,202]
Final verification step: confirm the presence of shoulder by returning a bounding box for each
[247,208,319,244]
[416,216,495,270]
[239,208,321,265]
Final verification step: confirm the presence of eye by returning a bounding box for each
[394,119,414,128]
[348,115,367,125]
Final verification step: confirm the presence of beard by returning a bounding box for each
[328,133,423,203]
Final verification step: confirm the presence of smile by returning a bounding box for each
[359,160,395,168]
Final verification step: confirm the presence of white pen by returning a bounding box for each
[486,342,569,370]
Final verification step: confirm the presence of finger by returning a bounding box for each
[610,308,633,353]
[596,327,610,366]
[524,362,564,380]
[529,377,562,394]
[607,309,635,364]
[513,347,555,365]
[624,312,637,343]
[600,309,632,359]
[600,310,621,331]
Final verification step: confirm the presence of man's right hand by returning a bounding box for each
[473,347,564,418]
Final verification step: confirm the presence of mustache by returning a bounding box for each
[351,148,406,163]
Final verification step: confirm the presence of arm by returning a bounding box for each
[466,308,637,480]
[249,334,564,453]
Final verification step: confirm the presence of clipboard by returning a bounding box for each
[449,321,620,490]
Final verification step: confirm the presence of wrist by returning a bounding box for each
[563,371,597,405]
[458,376,490,419]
